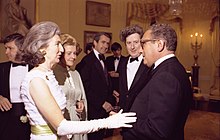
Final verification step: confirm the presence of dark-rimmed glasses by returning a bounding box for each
[140,39,158,49]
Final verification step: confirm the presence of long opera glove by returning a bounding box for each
[57,109,136,136]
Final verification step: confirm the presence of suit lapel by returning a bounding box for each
[0,62,11,99]
[121,57,129,92]
[151,57,177,76]
[125,64,152,111]
[0,62,33,100]
[129,62,145,90]
[110,56,115,71]
[93,53,108,85]
[116,56,124,72]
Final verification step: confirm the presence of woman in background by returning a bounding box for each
[53,33,88,140]
[20,21,136,140]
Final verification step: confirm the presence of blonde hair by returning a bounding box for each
[60,33,82,55]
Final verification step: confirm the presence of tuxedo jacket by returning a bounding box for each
[77,51,114,119]
[118,56,150,112]
[105,55,126,92]
[0,61,32,139]
[123,57,193,140]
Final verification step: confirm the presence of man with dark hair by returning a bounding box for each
[118,25,150,139]
[119,25,149,113]
[77,32,115,140]
[106,42,126,101]
[75,42,93,72]
[105,42,126,137]
[0,33,31,140]
[85,42,94,54]
[122,23,192,140]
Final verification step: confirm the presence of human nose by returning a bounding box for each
[140,47,145,57]
[71,53,77,59]
[131,42,137,49]
[59,44,64,52]
[139,46,143,53]
[5,48,9,55]
[104,43,109,49]
[130,43,135,48]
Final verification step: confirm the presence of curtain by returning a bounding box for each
[210,14,220,96]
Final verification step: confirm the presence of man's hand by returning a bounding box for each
[113,90,120,104]
[108,71,119,78]
[0,95,12,111]
[102,101,113,112]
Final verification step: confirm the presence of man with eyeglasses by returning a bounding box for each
[122,24,192,140]
[118,24,150,115]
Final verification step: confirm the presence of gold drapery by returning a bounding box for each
[209,9,219,34]
[126,2,169,26]
[126,2,183,32]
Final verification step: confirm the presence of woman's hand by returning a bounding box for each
[106,109,137,128]
[75,100,84,113]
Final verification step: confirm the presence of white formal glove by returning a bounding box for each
[57,109,136,136]
[106,109,136,128]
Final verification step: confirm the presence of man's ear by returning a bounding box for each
[93,40,97,47]
[157,40,165,52]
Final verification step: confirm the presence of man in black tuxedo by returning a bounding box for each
[118,25,149,114]
[77,32,115,140]
[105,42,126,137]
[122,24,193,140]
[106,42,126,102]
[0,33,31,140]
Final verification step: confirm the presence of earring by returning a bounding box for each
[41,50,46,55]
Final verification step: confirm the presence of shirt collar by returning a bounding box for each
[93,49,100,60]
[129,54,143,61]
[153,54,175,69]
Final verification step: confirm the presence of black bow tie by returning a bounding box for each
[114,57,119,60]
[130,57,139,63]
[98,54,105,61]
[12,62,26,67]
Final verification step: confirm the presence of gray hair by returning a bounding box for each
[148,23,177,51]
[21,21,61,66]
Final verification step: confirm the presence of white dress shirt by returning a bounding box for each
[114,56,120,71]
[127,54,143,90]
[93,49,105,69]
[153,54,175,69]
[10,64,29,103]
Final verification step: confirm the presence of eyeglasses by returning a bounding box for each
[141,39,158,45]
[140,39,158,48]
